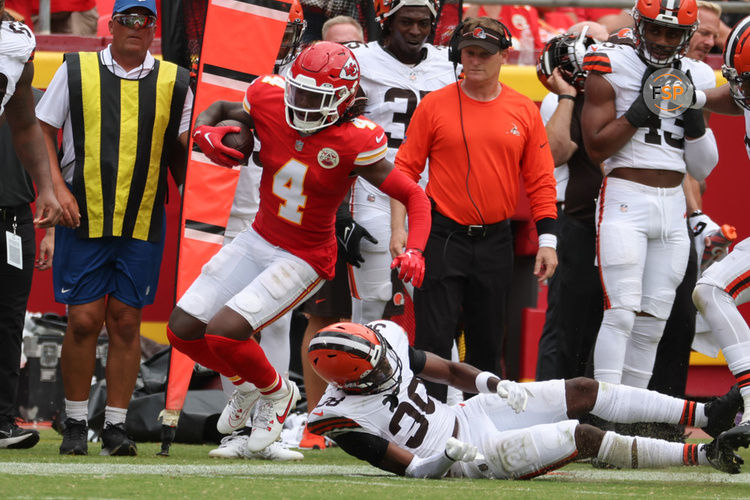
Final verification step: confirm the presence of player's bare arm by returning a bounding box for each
[389,198,408,258]
[545,68,578,166]
[418,351,498,394]
[582,73,639,165]
[40,121,79,228]
[702,84,743,115]
[193,100,253,128]
[6,62,62,228]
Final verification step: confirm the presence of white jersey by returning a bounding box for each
[588,43,715,176]
[307,320,459,459]
[0,20,35,117]
[346,41,457,213]
[539,92,569,203]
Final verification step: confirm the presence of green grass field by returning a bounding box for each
[2,429,750,499]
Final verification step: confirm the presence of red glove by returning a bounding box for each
[390,248,425,288]
[192,125,245,167]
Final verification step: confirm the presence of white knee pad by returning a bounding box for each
[484,420,578,479]
[351,297,388,324]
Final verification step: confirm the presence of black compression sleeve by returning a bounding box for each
[408,346,427,374]
[334,431,390,468]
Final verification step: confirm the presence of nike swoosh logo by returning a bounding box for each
[61,288,72,293]
[376,133,385,142]
[275,392,296,424]
[540,141,548,149]
[312,411,324,416]
[343,226,352,242]
[203,132,215,148]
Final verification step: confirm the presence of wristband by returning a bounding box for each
[475,371,495,393]
[538,233,558,249]
[692,90,706,109]
[558,94,576,102]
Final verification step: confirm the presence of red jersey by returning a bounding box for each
[243,75,388,279]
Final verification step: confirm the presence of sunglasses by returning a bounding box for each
[113,13,156,29]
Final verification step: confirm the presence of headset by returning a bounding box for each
[447,18,513,65]
[445,18,512,228]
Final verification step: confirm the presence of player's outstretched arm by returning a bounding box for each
[358,159,431,287]
[333,431,414,476]
[6,63,62,228]
[698,84,743,116]
[417,351,530,412]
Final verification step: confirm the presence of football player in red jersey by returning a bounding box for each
[168,41,431,453]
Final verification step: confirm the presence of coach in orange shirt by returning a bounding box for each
[391,16,558,401]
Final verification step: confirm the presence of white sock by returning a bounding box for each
[621,316,666,388]
[593,309,635,384]
[260,375,288,399]
[592,382,707,427]
[722,342,750,423]
[65,399,89,423]
[598,431,705,468]
[104,406,127,426]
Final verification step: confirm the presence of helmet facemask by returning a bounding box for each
[538,26,595,93]
[633,8,697,66]
[284,72,354,132]
[723,65,750,110]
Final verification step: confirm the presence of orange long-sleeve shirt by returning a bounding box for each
[395,82,557,226]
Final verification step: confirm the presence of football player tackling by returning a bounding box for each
[167,42,431,452]
[307,320,745,478]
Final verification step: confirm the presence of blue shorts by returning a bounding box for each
[52,223,165,309]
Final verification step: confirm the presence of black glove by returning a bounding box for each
[335,209,377,268]
[624,65,658,128]
[681,70,706,138]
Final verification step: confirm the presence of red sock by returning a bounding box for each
[204,334,279,390]
[167,328,240,379]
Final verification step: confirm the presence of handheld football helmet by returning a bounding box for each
[537,26,597,94]
[632,0,698,66]
[374,0,439,27]
[722,16,750,111]
[307,322,402,395]
[276,0,306,68]
[284,41,360,133]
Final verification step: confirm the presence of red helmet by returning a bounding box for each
[632,0,698,66]
[307,322,401,394]
[277,0,306,68]
[284,41,360,132]
[723,16,750,110]
[374,0,438,27]
[537,27,598,94]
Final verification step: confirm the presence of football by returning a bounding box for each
[216,119,254,163]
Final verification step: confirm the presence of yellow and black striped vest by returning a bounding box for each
[65,51,189,241]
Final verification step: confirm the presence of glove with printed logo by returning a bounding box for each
[496,380,532,413]
[192,125,245,167]
[390,248,425,288]
[444,437,478,462]
[688,210,720,263]
[335,208,377,268]
[681,70,707,138]
[624,65,658,128]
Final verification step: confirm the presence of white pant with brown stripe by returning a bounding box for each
[178,227,323,331]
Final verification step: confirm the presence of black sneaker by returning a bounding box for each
[703,434,745,474]
[100,422,137,456]
[0,419,40,449]
[703,385,742,438]
[60,418,88,455]
[716,421,750,451]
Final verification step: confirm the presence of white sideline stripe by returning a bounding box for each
[0,462,382,477]
[211,0,288,21]
[1,462,750,483]
[538,469,750,484]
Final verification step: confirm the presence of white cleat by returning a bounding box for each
[208,432,251,459]
[217,387,260,435]
[247,440,304,461]
[247,380,300,452]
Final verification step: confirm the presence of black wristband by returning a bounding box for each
[558,94,576,102]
